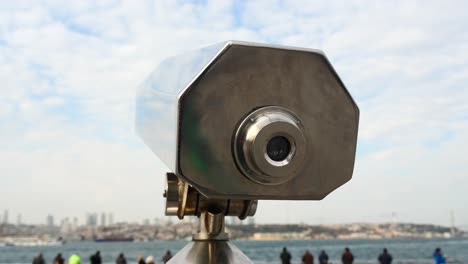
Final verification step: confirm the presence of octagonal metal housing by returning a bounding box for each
[136,40,359,200]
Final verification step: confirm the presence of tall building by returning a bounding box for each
[450,210,456,235]
[108,213,114,226]
[3,210,9,224]
[47,214,54,227]
[100,212,106,226]
[86,213,98,227]
[60,218,72,234]
[72,217,79,230]
[16,214,22,226]
[153,218,161,226]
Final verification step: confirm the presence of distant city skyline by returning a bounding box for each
[1,1,467,226]
[2,210,117,227]
[1,208,467,230]
[1,209,181,227]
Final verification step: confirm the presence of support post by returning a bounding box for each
[168,210,253,264]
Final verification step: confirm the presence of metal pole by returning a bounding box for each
[168,210,253,264]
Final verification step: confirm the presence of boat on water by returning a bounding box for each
[0,240,64,247]
[94,237,134,242]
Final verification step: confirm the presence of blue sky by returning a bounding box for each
[0,0,467,227]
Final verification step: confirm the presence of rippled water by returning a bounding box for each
[1,238,467,264]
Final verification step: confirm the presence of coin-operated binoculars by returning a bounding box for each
[136,41,359,263]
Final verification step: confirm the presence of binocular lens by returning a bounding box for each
[266,136,291,162]
[234,106,306,184]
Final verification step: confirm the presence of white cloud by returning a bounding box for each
[42,96,64,106]
[0,0,467,226]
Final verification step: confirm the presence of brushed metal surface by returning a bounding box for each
[178,43,359,199]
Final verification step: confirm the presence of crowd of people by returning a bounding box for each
[280,247,357,264]
[31,251,173,264]
[31,246,450,264]
[280,247,449,264]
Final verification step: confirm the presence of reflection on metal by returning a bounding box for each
[168,241,253,264]
[164,173,257,220]
[193,211,228,241]
[135,42,229,172]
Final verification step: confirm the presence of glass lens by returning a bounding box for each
[266,136,291,162]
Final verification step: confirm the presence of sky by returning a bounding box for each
[0,0,467,227]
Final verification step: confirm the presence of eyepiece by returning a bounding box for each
[233,106,306,185]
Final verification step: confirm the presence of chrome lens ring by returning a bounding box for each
[233,106,307,185]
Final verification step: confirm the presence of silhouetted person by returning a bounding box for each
[33,253,45,264]
[137,256,145,264]
[145,256,154,264]
[433,248,446,264]
[53,253,64,264]
[280,247,292,264]
[302,250,314,264]
[342,248,354,264]
[68,255,81,264]
[319,250,329,264]
[378,248,393,264]
[90,251,102,264]
[162,251,173,263]
[116,253,127,264]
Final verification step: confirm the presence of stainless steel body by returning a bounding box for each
[136,40,359,200]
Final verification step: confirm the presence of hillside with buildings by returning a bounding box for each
[0,216,466,245]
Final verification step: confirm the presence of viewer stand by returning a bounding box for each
[164,173,256,264]
[169,210,253,263]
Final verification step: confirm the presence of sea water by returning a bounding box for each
[1,238,467,264]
